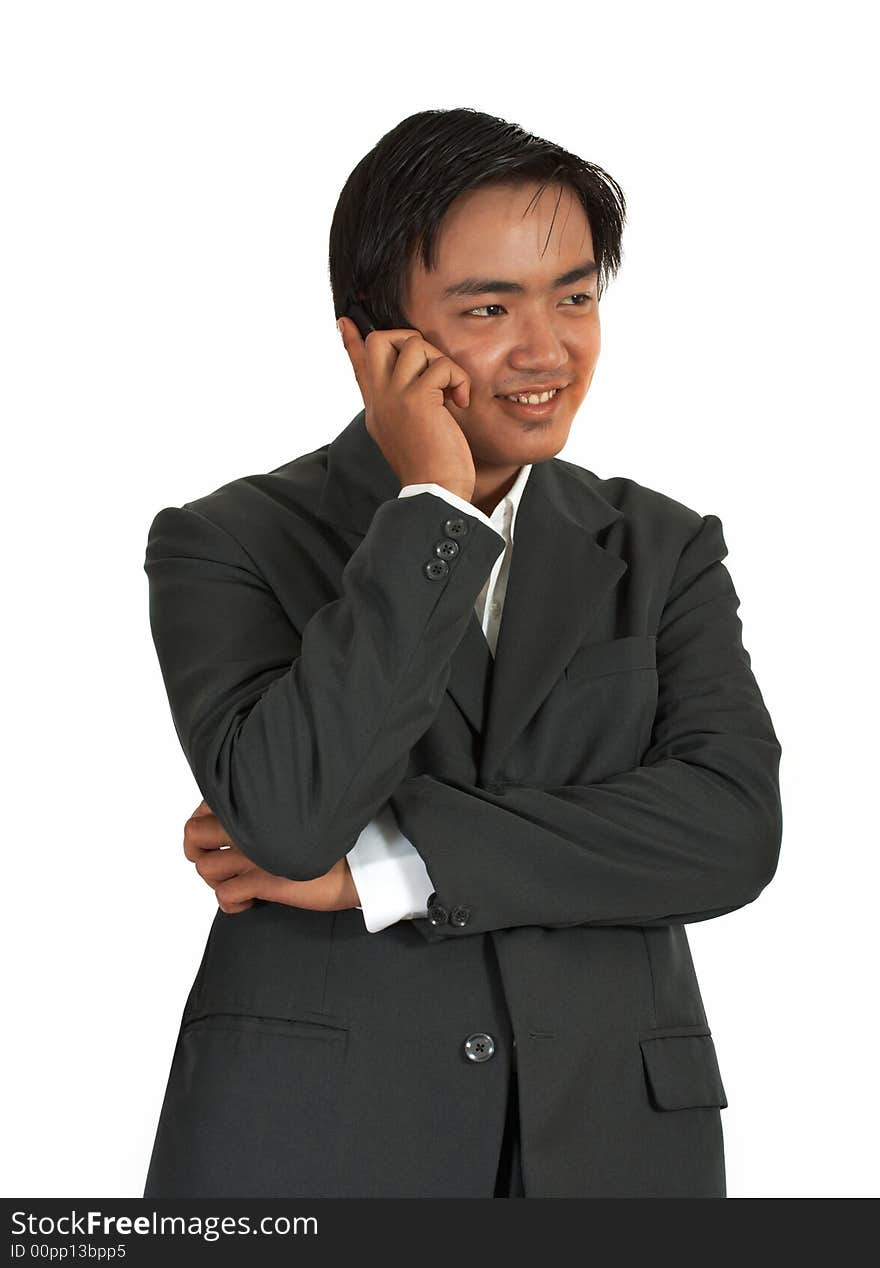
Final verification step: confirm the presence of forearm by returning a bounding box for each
[393,742,781,939]
[145,491,505,880]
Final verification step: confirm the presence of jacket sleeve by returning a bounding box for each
[390,513,783,940]
[144,490,505,880]
[346,482,502,932]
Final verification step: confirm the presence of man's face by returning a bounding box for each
[403,180,601,470]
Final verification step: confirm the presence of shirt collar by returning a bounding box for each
[487,462,533,544]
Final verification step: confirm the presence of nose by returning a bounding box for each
[507,312,568,372]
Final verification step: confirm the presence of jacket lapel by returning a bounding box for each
[475,458,626,782]
[316,408,627,781]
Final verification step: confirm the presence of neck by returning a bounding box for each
[471,464,521,518]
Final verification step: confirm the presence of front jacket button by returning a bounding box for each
[450,905,471,926]
[424,558,449,581]
[434,538,460,560]
[464,1033,495,1063]
[443,516,469,538]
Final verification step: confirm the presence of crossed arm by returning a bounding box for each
[180,796,360,915]
[394,512,782,939]
[147,494,781,933]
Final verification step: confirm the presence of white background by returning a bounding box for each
[2,0,876,1199]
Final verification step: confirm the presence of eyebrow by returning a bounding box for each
[441,259,599,300]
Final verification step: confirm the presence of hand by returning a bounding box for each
[182,799,360,915]
[337,316,476,501]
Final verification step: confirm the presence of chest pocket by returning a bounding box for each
[513,633,660,785]
[565,633,657,681]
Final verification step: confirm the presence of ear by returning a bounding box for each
[337,316,368,407]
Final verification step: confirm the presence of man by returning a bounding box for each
[142,108,782,1198]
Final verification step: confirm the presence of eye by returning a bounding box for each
[464,292,594,318]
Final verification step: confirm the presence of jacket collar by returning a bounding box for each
[318,408,628,783]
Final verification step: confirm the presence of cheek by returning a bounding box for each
[456,344,503,391]
[444,325,505,368]
[574,321,600,358]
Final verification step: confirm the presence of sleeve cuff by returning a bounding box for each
[346,802,435,932]
[398,483,503,539]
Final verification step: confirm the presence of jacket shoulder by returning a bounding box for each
[145,441,334,562]
[555,457,709,541]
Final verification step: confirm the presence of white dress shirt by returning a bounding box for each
[345,465,534,932]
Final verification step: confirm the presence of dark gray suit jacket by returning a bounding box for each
[141,407,782,1198]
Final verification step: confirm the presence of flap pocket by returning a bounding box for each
[565,634,657,681]
[639,1025,728,1110]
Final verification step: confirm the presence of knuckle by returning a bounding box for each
[183,817,203,848]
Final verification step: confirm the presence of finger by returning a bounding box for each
[218,897,254,914]
[380,333,470,408]
[216,873,262,906]
[190,799,213,818]
[371,330,433,394]
[196,849,255,885]
[183,810,233,861]
[417,353,471,408]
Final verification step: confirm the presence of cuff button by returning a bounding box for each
[424,558,449,581]
[442,517,469,537]
[427,893,450,925]
[434,538,460,560]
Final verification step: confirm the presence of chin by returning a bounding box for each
[472,426,572,468]
[460,392,578,450]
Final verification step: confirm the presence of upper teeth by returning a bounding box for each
[504,388,559,404]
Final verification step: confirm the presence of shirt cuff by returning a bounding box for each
[398,484,504,539]
[346,802,435,932]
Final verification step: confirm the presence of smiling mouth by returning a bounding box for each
[495,385,567,404]
[492,387,569,421]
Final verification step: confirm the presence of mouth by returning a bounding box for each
[494,384,568,417]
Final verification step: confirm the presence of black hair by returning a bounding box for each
[328,107,627,331]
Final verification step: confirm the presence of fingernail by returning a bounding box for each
[336,319,344,337]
